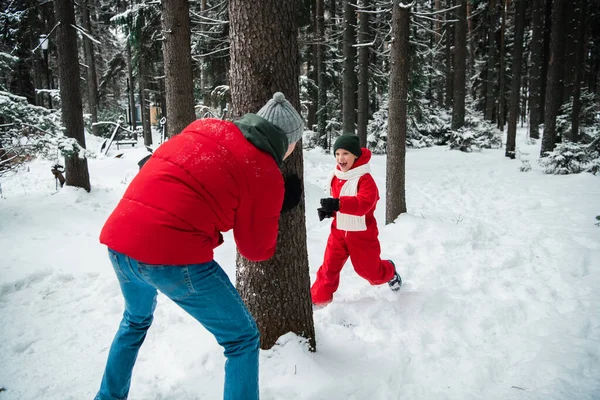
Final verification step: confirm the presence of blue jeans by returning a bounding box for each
[95,249,260,400]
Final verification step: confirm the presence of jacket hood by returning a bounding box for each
[234,113,289,167]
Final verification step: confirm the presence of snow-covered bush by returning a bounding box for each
[444,104,502,152]
[538,141,598,175]
[367,104,388,154]
[557,90,599,141]
[413,107,450,146]
[587,158,600,176]
[366,98,438,154]
[302,129,319,150]
[519,159,532,172]
[0,91,84,177]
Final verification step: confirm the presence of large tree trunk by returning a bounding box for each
[505,0,526,158]
[161,0,196,137]
[570,0,587,143]
[451,0,467,130]
[528,0,543,139]
[54,0,91,192]
[81,0,99,137]
[485,0,497,121]
[541,0,567,156]
[386,2,410,224]
[229,0,316,351]
[342,0,357,136]
[316,0,328,151]
[356,0,370,147]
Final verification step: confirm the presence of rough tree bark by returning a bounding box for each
[505,0,526,158]
[54,0,91,192]
[342,0,357,136]
[161,0,196,137]
[386,1,410,224]
[229,0,316,351]
[356,0,370,147]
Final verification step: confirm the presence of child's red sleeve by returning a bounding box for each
[338,174,378,216]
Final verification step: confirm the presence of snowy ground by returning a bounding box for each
[1,128,599,400]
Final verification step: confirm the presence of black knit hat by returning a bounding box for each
[333,135,361,158]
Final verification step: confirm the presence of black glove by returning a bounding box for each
[281,174,303,213]
[317,208,334,221]
[320,197,340,212]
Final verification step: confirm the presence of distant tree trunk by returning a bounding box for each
[528,0,543,139]
[541,0,567,156]
[139,58,152,146]
[570,0,587,143]
[562,5,576,101]
[199,0,212,106]
[386,2,410,224]
[497,0,508,131]
[33,50,43,106]
[54,0,91,192]
[485,0,497,121]
[466,0,475,82]
[505,0,526,158]
[444,0,454,109]
[161,0,196,137]
[306,46,317,130]
[342,0,357,136]
[451,0,467,130]
[81,0,99,137]
[126,42,136,131]
[540,0,552,119]
[435,0,444,104]
[306,1,318,131]
[316,0,328,151]
[356,0,370,147]
[229,0,316,351]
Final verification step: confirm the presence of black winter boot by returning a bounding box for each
[388,260,402,292]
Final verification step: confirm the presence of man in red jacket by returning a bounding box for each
[95,92,303,400]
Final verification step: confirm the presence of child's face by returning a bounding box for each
[335,149,358,172]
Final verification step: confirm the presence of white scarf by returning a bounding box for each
[329,164,371,231]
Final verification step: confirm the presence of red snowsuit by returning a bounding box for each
[311,148,395,305]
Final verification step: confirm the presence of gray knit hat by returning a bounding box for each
[256,92,304,144]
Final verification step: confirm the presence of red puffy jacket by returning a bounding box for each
[100,118,284,265]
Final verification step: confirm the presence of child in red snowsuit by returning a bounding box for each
[311,134,402,307]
